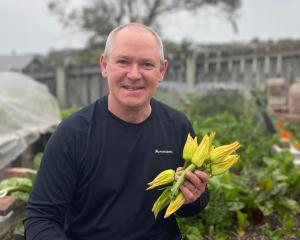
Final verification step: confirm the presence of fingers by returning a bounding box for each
[175,167,183,180]
[185,171,209,191]
[180,170,209,204]
[180,183,198,203]
[194,170,210,185]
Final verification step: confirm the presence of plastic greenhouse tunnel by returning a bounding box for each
[0,71,61,170]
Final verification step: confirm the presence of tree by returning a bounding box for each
[48,0,241,46]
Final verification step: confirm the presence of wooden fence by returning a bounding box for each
[24,50,300,107]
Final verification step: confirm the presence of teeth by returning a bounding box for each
[124,86,143,90]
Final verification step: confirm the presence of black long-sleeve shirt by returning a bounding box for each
[24,96,209,240]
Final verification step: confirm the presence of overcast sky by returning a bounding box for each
[0,0,300,55]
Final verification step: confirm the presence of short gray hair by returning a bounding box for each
[103,23,165,61]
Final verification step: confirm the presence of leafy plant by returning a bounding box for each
[0,177,33,202]
[0,152,43,236]
[60,105,80,120]
[175,93,300,239]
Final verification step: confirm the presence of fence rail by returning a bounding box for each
[24,50,300,107]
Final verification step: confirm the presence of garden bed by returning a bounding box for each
[174,91,300,240]
[0,198,25,240]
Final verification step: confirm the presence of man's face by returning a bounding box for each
[100,26,168,114]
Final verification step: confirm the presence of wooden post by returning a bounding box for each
[264,56,270,76]
[204,53,209,74]
[228,58,233,72]
[252,57,259,88]
[276,54,282,77]
[186,53,196,93]
[252,57,257,75]
[55,65,67,108]
[216,52,221,74]
[264,56,270,90]
[240,58,245,75]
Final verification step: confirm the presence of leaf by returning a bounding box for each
[258,178,273,192]
[228,201,244,212]
[236,210,248,238]
[33,152,43,170]
[14,219,24,236]
[258,201,274,216]
[0,178,32,189]
[0,177,33,201]
[278,198,300,211]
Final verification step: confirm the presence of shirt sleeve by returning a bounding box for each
[24,120,78,240]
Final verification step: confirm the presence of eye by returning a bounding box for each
[117,59,129,65]
[142,62,155,69]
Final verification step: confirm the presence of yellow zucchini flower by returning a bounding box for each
[182,133,198,161]
[147,169,175,190]
[211,154,240,176]
[164,191,185,218]
[191,134,210,167]
[210,141,240,163]
[152,187,171,218]
[209,132,216,152]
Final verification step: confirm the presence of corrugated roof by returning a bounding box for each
[0,55,35,71]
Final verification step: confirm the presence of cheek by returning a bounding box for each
[150,80,159,89]
[107,70,126,83]
[148,74,161,87]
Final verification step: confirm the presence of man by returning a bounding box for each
[24,23,209,240]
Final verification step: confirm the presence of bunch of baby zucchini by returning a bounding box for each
[146,132,240,219]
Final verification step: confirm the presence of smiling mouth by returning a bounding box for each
[122,86,145,91]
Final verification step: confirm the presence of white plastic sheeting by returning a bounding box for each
[0,71,61,169]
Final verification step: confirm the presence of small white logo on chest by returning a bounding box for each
[155,149,173,154]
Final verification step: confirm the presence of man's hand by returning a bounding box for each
[176,168,209,204]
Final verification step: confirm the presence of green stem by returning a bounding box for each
[170,163,196,199]
[176,160,191,176]
[182,160,191,169]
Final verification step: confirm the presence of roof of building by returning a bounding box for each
[0,55,36,71]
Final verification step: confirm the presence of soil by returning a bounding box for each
[1,230,23,240]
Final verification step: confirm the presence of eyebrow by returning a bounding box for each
[115,55,156,62]
[115,55,129,59]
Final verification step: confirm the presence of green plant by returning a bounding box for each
[60,106,80,120]
[0,152,43,236]
[174,93,300,239]
[177,216,205,240]
[0,177,33,202]
[262,223,282,240]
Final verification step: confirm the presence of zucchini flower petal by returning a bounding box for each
[209,132,216,152]
[164,192,185,218]
[211,154,240,176]
[182,133,198,161]
[152,187,171,218]
[191,134,210,167]
[147,169,175,190]
[210,141,240,163]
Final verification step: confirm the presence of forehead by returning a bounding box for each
[111,26,160,57]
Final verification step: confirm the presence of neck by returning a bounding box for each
[107,96,152,124]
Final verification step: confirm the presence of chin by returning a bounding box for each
[122,98,149,110]
[123,101,146,109]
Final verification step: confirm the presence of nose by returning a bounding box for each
[127,63,141,80]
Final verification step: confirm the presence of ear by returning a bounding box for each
[99,54,108,78]
[159,59,169,82]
